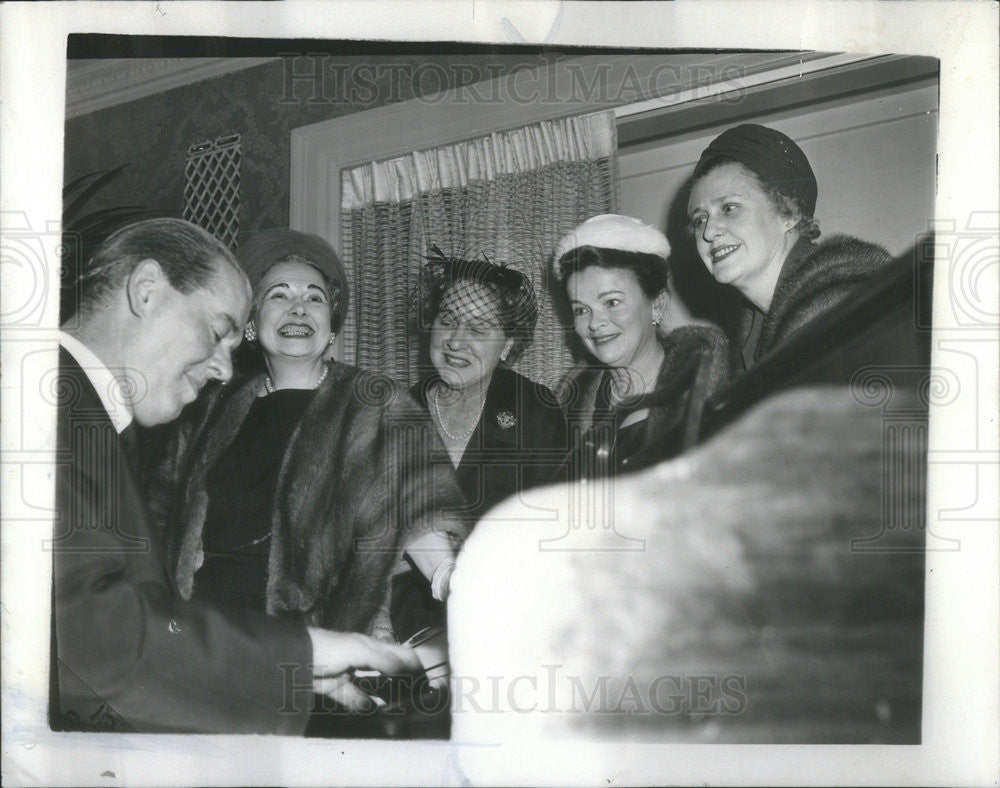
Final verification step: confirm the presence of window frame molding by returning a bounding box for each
[289,51,884,240]
[289,51,936,359]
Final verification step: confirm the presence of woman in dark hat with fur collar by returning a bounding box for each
[687,123,895,370]
[152,229,466,651]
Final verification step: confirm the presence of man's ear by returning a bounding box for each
[125,259,165,318]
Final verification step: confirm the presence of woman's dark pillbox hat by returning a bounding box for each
[238,229,349,327]
[694,124,818,217]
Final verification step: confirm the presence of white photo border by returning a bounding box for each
[1,1,997,786]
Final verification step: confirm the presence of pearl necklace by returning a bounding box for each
[264,362,329,395]
[432,385,487,442]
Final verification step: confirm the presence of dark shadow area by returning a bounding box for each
[661,171,744,334]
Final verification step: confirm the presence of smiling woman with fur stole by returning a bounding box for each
[551,215,731,479]
[152,229,465,651]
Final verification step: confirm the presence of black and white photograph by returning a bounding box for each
[1,2,997,786]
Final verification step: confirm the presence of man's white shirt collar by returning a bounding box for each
[59,331,134,434]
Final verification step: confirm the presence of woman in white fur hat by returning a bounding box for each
[551,214,731,478]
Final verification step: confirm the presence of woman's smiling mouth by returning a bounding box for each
[710,244,740,264]
[278,322,314,338]
[443,352,471,368]
[590,332,620,347]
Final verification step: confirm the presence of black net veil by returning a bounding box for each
[413,245,539,364]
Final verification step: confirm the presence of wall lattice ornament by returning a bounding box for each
[184,133,241,250]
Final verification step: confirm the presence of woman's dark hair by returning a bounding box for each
[690,156,821,241]
[550,245,669,323]
[415,246,538,364]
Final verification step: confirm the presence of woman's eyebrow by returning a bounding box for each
[692,191,746,211]
[263,281,328,297]
[464,313,499,326]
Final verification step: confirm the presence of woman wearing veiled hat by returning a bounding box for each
[391,248,568,641]
[687,124,895,370]
[152,229,466,651]
[551,215,731,479]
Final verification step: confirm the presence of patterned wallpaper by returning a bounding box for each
[64,54,562,244]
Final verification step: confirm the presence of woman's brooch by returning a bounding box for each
[496,410,516,429]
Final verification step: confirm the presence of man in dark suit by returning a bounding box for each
[51,218,420,733]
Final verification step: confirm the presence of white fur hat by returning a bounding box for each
[551,214,671,280]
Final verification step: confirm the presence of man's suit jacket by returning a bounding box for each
[50,348,313,733]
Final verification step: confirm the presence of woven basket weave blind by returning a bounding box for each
[341,111,618,388]
[184,133,241,251]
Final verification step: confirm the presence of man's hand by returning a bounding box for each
[307,628,423,711]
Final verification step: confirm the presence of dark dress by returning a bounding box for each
[411,367,569,525]
[193,389,314,612]
[391,367,569,640]
[583,374,664,475]
[155,362,465,636]
[563,326,731,480]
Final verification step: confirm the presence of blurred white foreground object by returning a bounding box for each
[449,387,925,783]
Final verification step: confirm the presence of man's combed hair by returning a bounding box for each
[78,218,240,313]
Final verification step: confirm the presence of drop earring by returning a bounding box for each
[244,322,257,342]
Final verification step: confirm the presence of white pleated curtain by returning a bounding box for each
[340,110,619,387]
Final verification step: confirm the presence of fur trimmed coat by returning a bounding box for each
[151,362,467,635]
[561,325,731,476]
[737,234,895,369]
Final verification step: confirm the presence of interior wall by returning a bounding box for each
[618,81,938,328]
[63,54,559,242]
[65,56,938,333]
